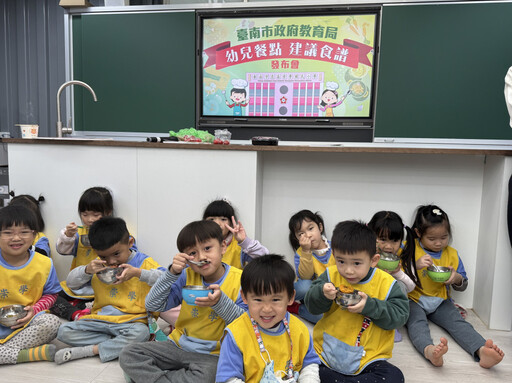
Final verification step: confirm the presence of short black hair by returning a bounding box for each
[0,205,38,231]
[288,210,325,250]
[9,194,45,232]
[78,186,113,216]
[241,254,295,299]
[177,220,224,253]
[331,220,376,257]
[368,211,404,242]
[88,217,130,251]
[202,199,236,221]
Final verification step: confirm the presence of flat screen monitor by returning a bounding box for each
[196,6,381,142]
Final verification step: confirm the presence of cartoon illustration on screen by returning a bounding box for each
[225,79,250,116]
[317,82,351,117]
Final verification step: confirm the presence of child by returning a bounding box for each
[9,193,50,257]
[288,209,335,323]
[202,198,268,269]
[407,204,504,368]
[305,220,409,382]
[368,210,419,343]
[216,254,321,383]
[0,205,62,365]
[368,210,420,295]
[119,220,247,383]
[52,186,119,321]
[54,216,165,364]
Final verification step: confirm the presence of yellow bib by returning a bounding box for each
[0,252,53,343]
[408,240,460,303]
[223,238,243,269]
[71,226,97,269]
[32,232,46,247]
[170,265,243,354]
[80,255,162,324]
[297,247,336,278]
[313,266,395,374]
[228,313,311,383]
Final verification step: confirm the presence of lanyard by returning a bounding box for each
[250,316,294,380]
[355,316,372,347]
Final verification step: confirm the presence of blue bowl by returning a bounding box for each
[182,285,212,306]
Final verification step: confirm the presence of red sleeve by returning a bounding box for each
[32,293,58,315]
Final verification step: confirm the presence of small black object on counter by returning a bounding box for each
[251,136,279,146]
[146,136,179,143]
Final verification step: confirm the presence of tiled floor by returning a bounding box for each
[1,310,511,382]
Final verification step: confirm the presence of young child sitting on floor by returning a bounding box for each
[305,220,409,382]
[216,253,321,383]
[119,220,247,383]
[0,205,61,365]
[54,217,165,364]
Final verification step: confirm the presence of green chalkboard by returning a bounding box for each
[375,2,512,140]
[73,12,196,133]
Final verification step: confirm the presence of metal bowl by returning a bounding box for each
[182,285,212,306]
[377,252,400,272]
[96,267,123,284]
[0,304,28,327]
[335,288,362,308]
[426,265,451,283]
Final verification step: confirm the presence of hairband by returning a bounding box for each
[432,208,442,216]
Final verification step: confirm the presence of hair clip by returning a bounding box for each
[432,208,442,216]
[222,197,232,206]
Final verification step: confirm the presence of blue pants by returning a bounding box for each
[57,320,149,362]
[294,278,322,324]
[319,360,404,383]
[406,299,486,360]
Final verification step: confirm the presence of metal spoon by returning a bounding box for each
[188,260,210,266]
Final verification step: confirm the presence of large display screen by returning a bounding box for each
[196,6,380,141]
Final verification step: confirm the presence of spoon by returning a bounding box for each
[188,260,210,266]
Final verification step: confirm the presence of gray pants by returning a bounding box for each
[119,340,219,383]
[406,299,486,361]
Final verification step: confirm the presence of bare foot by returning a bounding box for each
[479,339,504,368]
[424,337,448,367]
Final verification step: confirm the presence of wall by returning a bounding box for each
[474,156,512,330]
[7,142,502,318]
[0,0,66,139]
[7,143,259,282]
[259,151,485,310]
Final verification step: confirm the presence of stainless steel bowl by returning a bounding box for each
[0,304,27,327]
[379,251,399,261]
[426,265,451,282]
[335,289,362,308]
[96,267,123,284]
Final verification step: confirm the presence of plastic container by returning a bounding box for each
[17,124,39,138]
[213,129,231,145]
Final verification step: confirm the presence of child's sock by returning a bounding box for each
[394,329,402,342]
[54,345,95,365]
[71,308,91,321]
[17,344,56,363]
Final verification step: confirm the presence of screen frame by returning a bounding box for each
[196,5,382,142]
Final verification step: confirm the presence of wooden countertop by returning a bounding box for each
[4,137,512,155]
